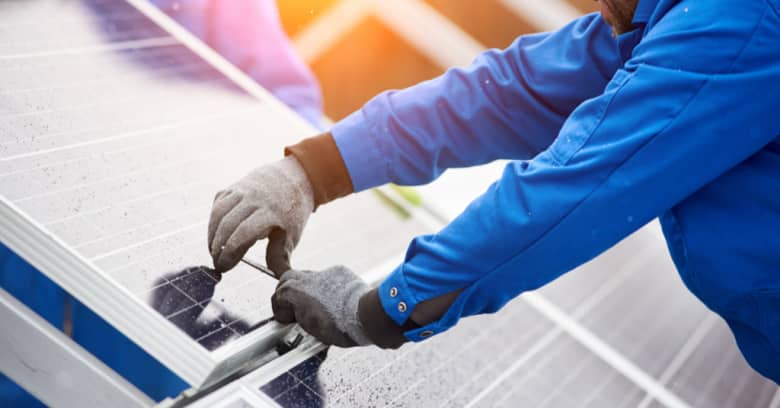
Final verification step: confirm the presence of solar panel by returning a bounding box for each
[660,321,780,408]
[0,0,429,386]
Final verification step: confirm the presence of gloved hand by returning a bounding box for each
[209,156,314,274]
[271,266,372,347]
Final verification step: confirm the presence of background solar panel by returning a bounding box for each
[0,0,428,372]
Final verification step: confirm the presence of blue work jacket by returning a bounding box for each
[332,0,780,382]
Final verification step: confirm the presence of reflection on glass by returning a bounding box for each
[261,350,328,408]
[149,266,271,350]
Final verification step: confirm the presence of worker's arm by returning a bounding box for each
[274,2,780,347]
[288,13,621,195]
[152,0,323,128]
[362,2,780,344]
[210,13,620,273]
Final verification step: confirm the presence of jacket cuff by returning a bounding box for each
[358,288,416,349]
[284,132,354,208]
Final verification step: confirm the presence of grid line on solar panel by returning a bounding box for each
[351,322,510,406]
[490,342,588,407]
[421,235,661,406]
[91,220,204,261]
[701,348,748,402]
[0,24,171,50]
[19,168,215,225]
[0,6,171,51]
[479,336,644,408]
[529,353,606,406]
[93,225,204,271]
[0,36,178,60]
[72,203,208,255]
[0,74,231,122]
[0,84,250,159]
[663,316,780,407]
[0,59,234,106]
[636,315,718,408]
[582,370,646,408]
[394,308,554,407]
[0,60,209,98]
[0,97,251,164]
[3,128,257,219]
[0,52,221,100]
[574,255,712,380]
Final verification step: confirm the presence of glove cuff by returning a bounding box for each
[343,282,373,347]
[285,132,354,209]
[357,288,417,349]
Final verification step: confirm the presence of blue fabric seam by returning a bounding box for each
[550,70,633,166]
[766,0,779,17]
[367,98,396,186]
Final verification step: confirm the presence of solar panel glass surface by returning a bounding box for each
[0,0,428,357]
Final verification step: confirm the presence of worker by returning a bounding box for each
[209,0,780,384]
[0,0,322,405]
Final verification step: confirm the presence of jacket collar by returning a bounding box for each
[632,0,660,25]
[616,0,660,62]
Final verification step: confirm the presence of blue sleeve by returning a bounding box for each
[379,2,780,340]
[152,0,324,128]
[331,14,622,191]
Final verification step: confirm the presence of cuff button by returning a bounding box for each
[389,287,398,298]
[420,330,434,338]
[398,301,407,313]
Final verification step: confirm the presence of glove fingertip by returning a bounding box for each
[271,292,296,324]
[266,228,291,277]
[214,253,238,273]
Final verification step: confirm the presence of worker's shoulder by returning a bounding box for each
[632,0,777,74]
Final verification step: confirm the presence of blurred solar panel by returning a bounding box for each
[0,0,428,385]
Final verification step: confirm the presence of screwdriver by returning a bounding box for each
[240,257,277,279]
[239,258,305,354]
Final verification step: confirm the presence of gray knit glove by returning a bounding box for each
[271,266,372,347]
[209,156,314,274]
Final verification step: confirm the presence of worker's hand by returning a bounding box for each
[209,156,314,274]
[271,266,372,347]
